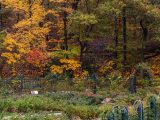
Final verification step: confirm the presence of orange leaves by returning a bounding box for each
[2,0,28,12]
[50,58,81,76]
[60,58,81,71]
[47,9,59,17]
[26,49,48,67]
[151,65,160,77]
[50,65,63,74]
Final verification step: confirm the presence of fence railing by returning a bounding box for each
[101,96,159,120]
[0,77,45,92]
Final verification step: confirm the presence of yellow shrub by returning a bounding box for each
[50,58,81,77]
[50,65,63,74]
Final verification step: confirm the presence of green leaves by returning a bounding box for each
[97,0,124,16]
[69,11,97,26]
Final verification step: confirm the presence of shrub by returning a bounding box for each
[0,87,10,96]
[136,63,153,81]
[47,91,76,101]
[15,96,62,112]
[65,105,100,120]
[47,91,104,105]
[0,99,14,112]
[74,81,85,91]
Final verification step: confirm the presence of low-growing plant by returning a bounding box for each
[65,105,100,120]
[0,99,14,112]
[14,96,62,112]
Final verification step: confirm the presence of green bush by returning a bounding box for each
[0,99,14,112]
[74,81,85,91]
[79,95,104,105]
[15,96,62,112]
[0,96,66,112]
[65,105,100,119]
[47,91,76,101]
[0,87,10,96]
[47,92,104,105]
[0,95,101,119]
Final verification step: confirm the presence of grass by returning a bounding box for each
[0,112,68,120]
[0,95,103,119]
[0,87,159,120]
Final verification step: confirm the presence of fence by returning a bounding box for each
[0,77,47,93]
[101,96,160,120]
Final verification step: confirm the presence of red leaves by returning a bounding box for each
[26,49,48,67]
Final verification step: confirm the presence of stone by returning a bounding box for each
[101,97,112,104]
[31,90,38,95]
[2,116,12,120]
[53,112,63,116]
[71,116,81,120]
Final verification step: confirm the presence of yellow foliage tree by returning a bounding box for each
[1,0,55,65]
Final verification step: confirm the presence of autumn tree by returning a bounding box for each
[1,0,54,76]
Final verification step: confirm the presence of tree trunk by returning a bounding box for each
[17,13,20,23]
[63,3,68,51]
[79,41,84,62]
[140,20,148,62]
[122,7,127,66]
[72,0,80,10]
[0,3,4,78]
[0,62,5,78]
[0,3,3,30]
[45,0,50,41]
[114,16,118,60]
[28,0,32,18]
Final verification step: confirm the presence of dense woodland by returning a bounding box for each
[0,0,160,119]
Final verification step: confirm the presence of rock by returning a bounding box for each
[83,89,96,97]
[31,90,38,95]
[53,112,63,116]
[101,98,112,104]
[2,116,12,120]
[71,116,81,120]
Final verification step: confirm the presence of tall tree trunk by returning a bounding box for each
[63,3,68,51]
[78,27,83,62]
[0,3,3,30]
[28,0,32,18]
[140,20,148,62]
[17,13,20,23]
[79,41,83,62]
[72,0,80,10]
[122,7,127,66]
[114,16,118,60]
[79,41,87,69]
[0,3,4,78]
[45,0,50,41]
